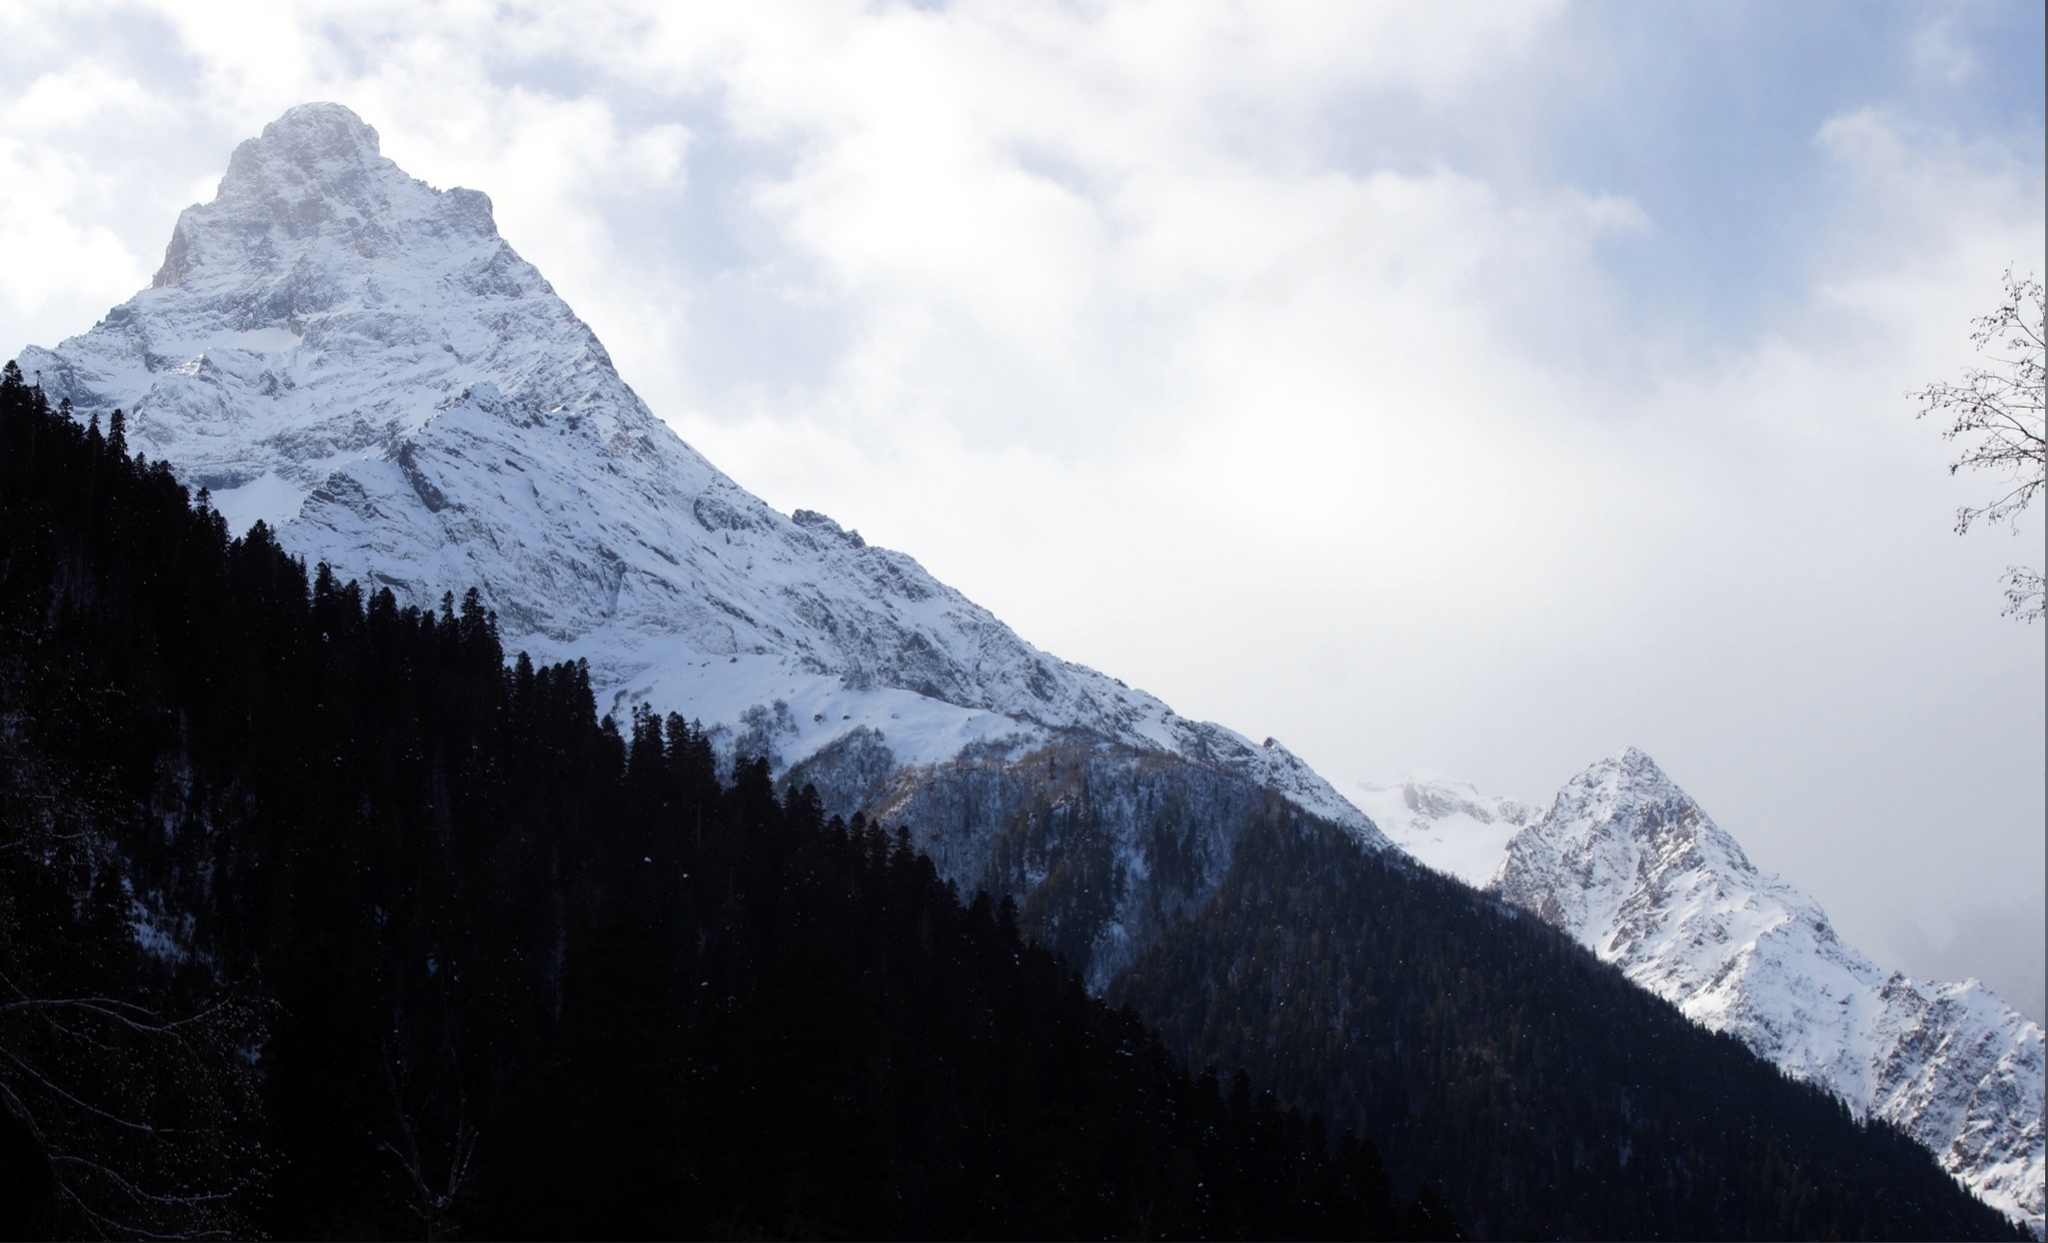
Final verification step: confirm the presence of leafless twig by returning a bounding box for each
[1913,267,2047,622]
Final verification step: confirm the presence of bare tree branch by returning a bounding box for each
[379,1036,481,1242]
[1913,267,2047,621]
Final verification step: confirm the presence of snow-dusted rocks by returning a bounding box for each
[1479,748,2041,1234]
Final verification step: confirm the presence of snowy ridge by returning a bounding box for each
[16,102,1383,850]
[1463,748,2042,1233]
[1351,777,1540,887]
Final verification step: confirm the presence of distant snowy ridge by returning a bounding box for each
[1368,751,2043,1234]
[1350,777,1540,887]
[17,102,1380,852]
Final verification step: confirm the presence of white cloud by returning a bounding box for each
[1909,10,1979,86]
[0,61,168,322]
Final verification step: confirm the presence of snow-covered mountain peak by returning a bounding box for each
[16,103,1384,850]
[1360,750,2042,1231]
[153,102,460,290]
[25,101,668,542]
[1549,747,1713,836]
[1569,746,1672,802]
[1490,749,2044,1234]
[1503,746,1764,933]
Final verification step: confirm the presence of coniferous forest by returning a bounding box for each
[0,363,1449,1239]
[0,360,2025,1241]
[1109,804,2027,1240]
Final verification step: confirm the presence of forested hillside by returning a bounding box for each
[1109,801,2025,1240]
[0,359,2022,1241]
[0,362,1446,1239]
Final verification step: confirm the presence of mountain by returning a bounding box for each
[16,103,1361,817]
[5,372,2021,1243]
[12,103,1368,816]
[1106,794,2022,1241]
[13,103,2031,1238]
[1375,750,2044,1235]
[19,101,1383,986]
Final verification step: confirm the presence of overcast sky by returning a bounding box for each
[2,0,2042,1019]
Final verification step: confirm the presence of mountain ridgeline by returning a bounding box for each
[0,367,2021,1240]
[0,367,1449,1238]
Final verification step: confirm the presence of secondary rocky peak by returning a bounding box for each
[1541,748,1759,871]
[1361,750,2041,1229]
[1498,749,1684,933]
[1484,749,2045,1233]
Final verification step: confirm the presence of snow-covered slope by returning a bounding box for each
[1351,777,1540,887]
[1472,749,2042,1234]
[17,103,1378,849]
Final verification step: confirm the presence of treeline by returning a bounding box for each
[0,361,1456,1238]
[1109,802,2027,1241]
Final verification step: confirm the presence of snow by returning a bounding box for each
[1351,778,1538,887]
[618,646,1039,771]
[208,470,309,532]
[1386,747,2044,1235]
[17,101,1386,857]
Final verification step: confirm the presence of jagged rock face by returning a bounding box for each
[18,102,1382,852]
[1491,748,2045,1235]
